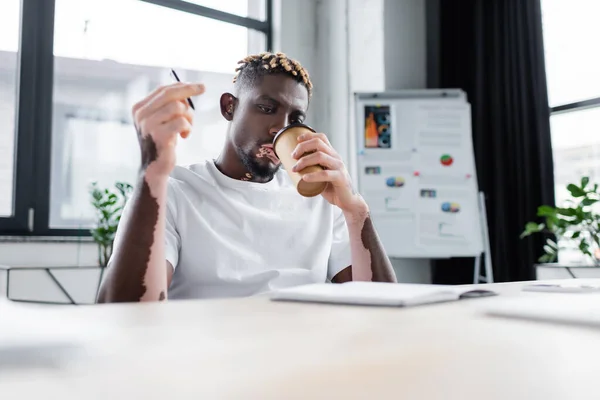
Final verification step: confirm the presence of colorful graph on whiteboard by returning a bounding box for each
[364,105,391,148]
[385,176,405,187]
[440,154,454,166]
[441,202,461,213]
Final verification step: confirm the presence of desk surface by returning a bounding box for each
[1,280,600,400]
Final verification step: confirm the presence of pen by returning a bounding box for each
[170,69,195,110]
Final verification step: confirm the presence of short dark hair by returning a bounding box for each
[233,52,313,97]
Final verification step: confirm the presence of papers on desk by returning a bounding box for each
[522,283,600,293]
[483,295,600,328]
[270,282,497,307]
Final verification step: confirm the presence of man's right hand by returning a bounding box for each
[132,82,206,178]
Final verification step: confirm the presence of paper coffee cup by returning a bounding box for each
[273,123,327,197]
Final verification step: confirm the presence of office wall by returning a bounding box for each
[384,0,427,90]
[0,240,99,303]
[382,0,429,282]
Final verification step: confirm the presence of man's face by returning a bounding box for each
[228,74,309,180]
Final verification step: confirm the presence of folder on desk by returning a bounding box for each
[270,282,496,307]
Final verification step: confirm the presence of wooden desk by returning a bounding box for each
[1,280,600,399]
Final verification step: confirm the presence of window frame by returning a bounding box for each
[0,0,272,236]
[550,97,600,116]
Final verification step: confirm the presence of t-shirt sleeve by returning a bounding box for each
[327,206,353,280]
[109,179,181,270]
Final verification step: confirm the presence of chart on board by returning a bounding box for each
[354,90,484,258]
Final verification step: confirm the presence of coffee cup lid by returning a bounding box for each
[272,123,316,156]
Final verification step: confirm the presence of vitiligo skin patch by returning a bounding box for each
[257,144,280,165]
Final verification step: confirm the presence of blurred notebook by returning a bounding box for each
[522,283,600,293]
[270,281,496,307]
[484,295,600,328]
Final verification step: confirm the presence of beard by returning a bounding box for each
[236,146,281,181]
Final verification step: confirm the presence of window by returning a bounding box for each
[542,1,600,108]
[50,0,264,229]
[0,0,271,235]
[182,0,266,20]
[542,0,600,205]
[542,0,600,263]
[0,0,21,217]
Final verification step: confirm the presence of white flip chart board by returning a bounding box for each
[354,90,484,258]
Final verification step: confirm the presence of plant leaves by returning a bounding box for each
[543,244,557,255]
[537,205,556,217]
[567,184,586,198]
[526,179,600,264]
[581,176,590,189]
[579,239,592,256]
[101,210,112,221]
[89,180,133,260]
[100,200,117,208]
[546,238,558,250]
[553,218,569,231]
[582,211,594,223]
[539,253,557,263]
[521,222,545,238]
[575,208,586,222]
[581,198,598,207]
[557,207,577,217]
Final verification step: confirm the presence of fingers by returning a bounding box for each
[292,151,343,172]
[302,169,345,184]
[134,83,203,146]
[297,131,332,147]
[132,82,186,116]
[142,100,194,134]
[145,83,205,114]
[134,82,205,127]
[153,117,193,144]
[131,82,203,176]
[291,132,345,174]
[292,137,338,160]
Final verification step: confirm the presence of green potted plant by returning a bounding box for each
[521,177,600,265]
[89,181,133,268]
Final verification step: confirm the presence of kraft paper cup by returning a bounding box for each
[273,123,327,197]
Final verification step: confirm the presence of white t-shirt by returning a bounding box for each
[111,160,352,300]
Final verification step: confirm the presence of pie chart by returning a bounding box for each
[440,154,454,167]
[386,177,405,187]
[441,202,460,213]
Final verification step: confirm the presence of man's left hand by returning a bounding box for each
[291,132,367,215]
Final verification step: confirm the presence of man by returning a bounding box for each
[98,52,396,303]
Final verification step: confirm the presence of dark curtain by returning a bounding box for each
[428,0,555,283]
